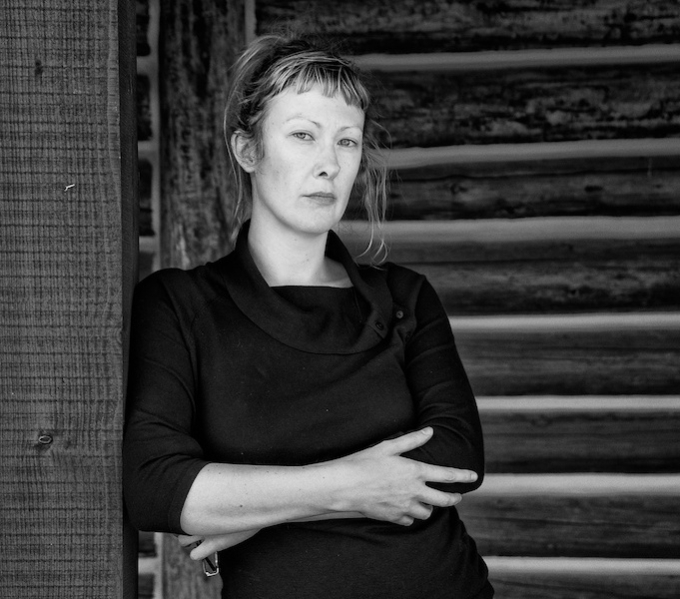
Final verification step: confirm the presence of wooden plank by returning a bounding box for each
[365,64,680,148]
[478,396,680,473]
[120,0,140,595]
[384,138,680,169]
[255,0,680,54]
[136,0,151,56]
[340,218,680,314]
[375,156,680,221]
[0,0,134,596]
[340,217,680,260]
[486,558,680,599]
[451,313,680,396]
[413,252,680,315]
[458,475,680,558]
[159,0,247,269]
[138,574,155,599]
[356,45,680,72]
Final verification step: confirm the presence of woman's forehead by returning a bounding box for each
[265,86,365,127]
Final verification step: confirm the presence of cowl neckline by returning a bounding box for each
[215,222,394,355]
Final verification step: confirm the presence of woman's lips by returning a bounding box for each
[305,192,336,202]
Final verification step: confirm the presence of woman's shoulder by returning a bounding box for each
[133,258,229,312]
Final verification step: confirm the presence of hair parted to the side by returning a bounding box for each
[224,33,388,262]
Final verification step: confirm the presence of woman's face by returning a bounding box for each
[245,85,365,239]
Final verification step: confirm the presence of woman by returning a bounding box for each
[124,34,493,598]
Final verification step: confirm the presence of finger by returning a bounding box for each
[420,464,478,485]
[190,541,217,561]
[410,502,435,521]
[177,534,203,548]
[420,488,462,509]
[383,428,433,455]
[396,515,415,527]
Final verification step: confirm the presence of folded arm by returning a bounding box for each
[123,273,475,541]
[398,277,485,494]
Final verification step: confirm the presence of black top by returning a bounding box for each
[123,225,493,599]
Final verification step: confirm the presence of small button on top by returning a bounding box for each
[395,310,404,319]
[375,321,385,331]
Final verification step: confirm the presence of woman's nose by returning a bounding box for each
[314,143,340,179]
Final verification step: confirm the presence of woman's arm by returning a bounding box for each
[124,273,476,536]
[399,276,486,494]
[179,426,476,536]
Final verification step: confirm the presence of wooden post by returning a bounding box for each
[158,0,247,595]
[0,0,137,597]
[159,0,248,269]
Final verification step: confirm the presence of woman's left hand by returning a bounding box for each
[177,529,261,560]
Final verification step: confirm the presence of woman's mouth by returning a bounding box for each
[305,192,336,203]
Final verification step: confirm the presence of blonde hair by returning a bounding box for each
[224,34,387,260]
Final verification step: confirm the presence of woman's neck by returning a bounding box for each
[247,222,350,287]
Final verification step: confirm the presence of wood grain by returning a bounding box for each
[159,0,247,269]
[459,492,680,558]
[366,64,680,148]
[414,251,680,315]
[376,155,680,221]
[256,0,680,54]
[488,565,680,599]
[341,218,680,314]
[480,398,680,473]
[0,0,134,596]
[455,319,680,396]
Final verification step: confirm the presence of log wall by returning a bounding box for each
[134,1,680,597]
[257,2,680,597]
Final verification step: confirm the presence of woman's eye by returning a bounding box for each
[292,132,312,141]
[339,138,359,148]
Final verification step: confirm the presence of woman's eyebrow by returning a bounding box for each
[284,116,320,126]
[284,117,363,130]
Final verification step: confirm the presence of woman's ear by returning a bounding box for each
[231,132,257,173]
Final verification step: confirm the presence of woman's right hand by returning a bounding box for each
[329,427,477,526]
[178,529,261,560]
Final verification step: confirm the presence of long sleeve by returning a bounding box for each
[400,278,484,494]
[123,272,209,533]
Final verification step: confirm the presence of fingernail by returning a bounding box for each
[421,427,432,435]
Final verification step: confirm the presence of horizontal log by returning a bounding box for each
[136,0,151,56]
[340,217,680,262]
[138,573,154,599]
[356,45,680,72]
[450,311,680,332]
[478,395,680,411]
[478,396,680,473]
[365,64,680,147]
[458,475,680,558]
[137,75,151,142]
[340,218,680,314]
[486,558,680,599]
[414,254,680,314]
[384,138,680,169]
[138,159,154,236]
[452,314,680,395]
[256,0,680,53]
[375,157,680,221]
[138,531,156,556]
